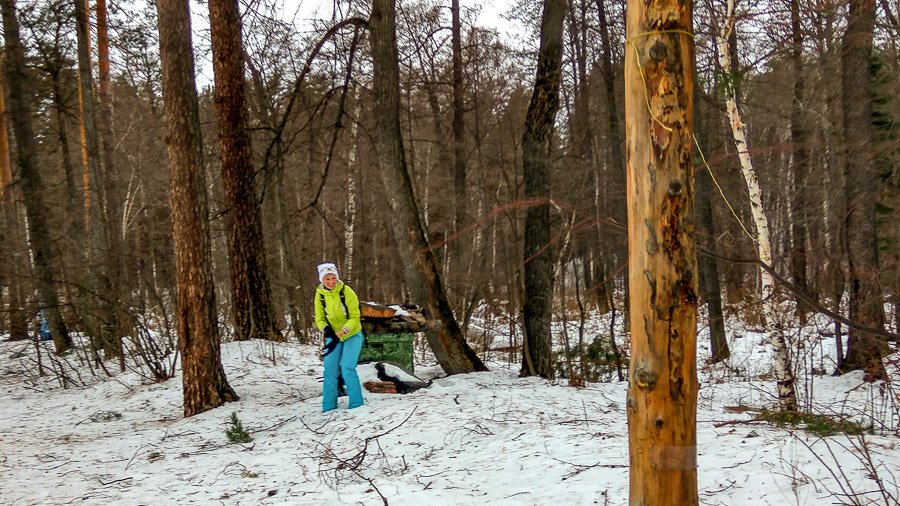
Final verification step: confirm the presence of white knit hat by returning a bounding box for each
[317,262,339,283]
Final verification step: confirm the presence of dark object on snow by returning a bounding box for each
[337,373,347,397]
[364,362,431,394]
[319,372,348,397]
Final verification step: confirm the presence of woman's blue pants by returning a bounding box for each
[322,331,364,411]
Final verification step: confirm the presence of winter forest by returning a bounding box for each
[1,0,899,503]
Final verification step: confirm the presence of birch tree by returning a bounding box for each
[716,0,798,412]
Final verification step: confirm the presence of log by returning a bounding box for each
[360,302,397,319]
[364,381,398,394]
[360,303,431,334]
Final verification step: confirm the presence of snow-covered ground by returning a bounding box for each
[1,311,898,505]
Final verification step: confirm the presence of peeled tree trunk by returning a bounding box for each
[716,0,798,412]
[624,0,698,502]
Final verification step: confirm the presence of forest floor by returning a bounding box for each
[0,310,898,505]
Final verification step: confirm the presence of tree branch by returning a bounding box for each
[699,248,899,342]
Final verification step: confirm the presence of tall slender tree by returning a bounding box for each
[835,0,887,380]
[156,0,238,416]
[96,0,126,363]
[208,0,282,341]
[451,0,468,269]
[0,73,27,341]
[1,0,72,353]
[789,0,811,320]
[716,0,798,412]
[624,0,699,502]
[520,0,567,379]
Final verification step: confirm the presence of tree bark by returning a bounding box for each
[1,0,72,353]
[75,0,121,358]
[717,0,798,412]
[0,75,27,341]
[835,0,886,380]
[789,0,811,320]
[595,0,627,317]
[520,0,566,380]
[344,92,361,282]
[624,0,698,502]
[208,0,282,342]
[369,0,486,375]
[694,139,729,363]
[156,0,238,416]
[97,0,125,362]
[451,0,469,272]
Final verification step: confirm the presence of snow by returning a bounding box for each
[1,311,898,505]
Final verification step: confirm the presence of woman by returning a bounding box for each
[314,262,365,411]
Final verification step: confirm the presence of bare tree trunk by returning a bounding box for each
[1,0,72,352]
[624,0,698,501]
[521,0,566,380]
[451,0,468,276]
[694,88,729,363]
[208,0,282,342]
[156,0,238,416]
[97,0,125,364]
[344,92,361,281]
[595,0,626,316]
[0,77,27,341]
[717,0,798,412]
[49,69,82,231]
[789,0,811,321]
[370,0,486,375]
[835,0,887,380]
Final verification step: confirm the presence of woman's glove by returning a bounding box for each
[319,326,339,358]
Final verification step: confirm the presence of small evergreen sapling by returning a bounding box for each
[225,412,253,443]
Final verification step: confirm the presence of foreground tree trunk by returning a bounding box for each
[717,0,798,412]
[835,0,886,380]
[369,0,486,375]
[208,0,282,342]
[1,0,72,353]
[157,0,238,416]
[520,0,567,380]
[624,0,698,502]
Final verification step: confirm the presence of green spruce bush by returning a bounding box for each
[225,412,253,443]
